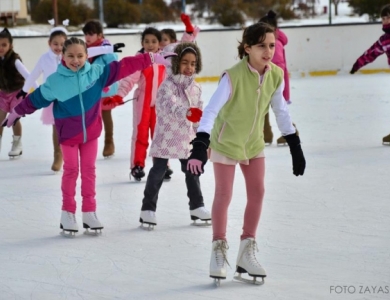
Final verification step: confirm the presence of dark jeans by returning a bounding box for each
[141,158,205,212]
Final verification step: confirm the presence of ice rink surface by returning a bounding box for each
[0,73,389,299]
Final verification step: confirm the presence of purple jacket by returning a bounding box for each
[351,30,390,72]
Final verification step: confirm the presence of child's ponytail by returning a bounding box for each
[259,10,278,29]
[0,28,13,44]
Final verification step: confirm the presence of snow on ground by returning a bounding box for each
[0,74,390,299]
[1,2,373,37]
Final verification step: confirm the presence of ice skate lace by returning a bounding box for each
[245,240,262,267]
[214,241,230,268]
[10,139,20,151]
[66,212,77,224]
[92,212,98,221]
[198,207,210,217]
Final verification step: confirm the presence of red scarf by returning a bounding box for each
[87,38,105,63]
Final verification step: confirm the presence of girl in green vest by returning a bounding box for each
[187,22,306,285]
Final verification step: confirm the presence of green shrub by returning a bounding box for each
[211,0,245,27]
[104,0,140,27]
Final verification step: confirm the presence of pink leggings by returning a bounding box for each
[212,157,265,241]
[60,138,98,214]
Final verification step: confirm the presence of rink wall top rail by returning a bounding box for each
[13,22,388,81]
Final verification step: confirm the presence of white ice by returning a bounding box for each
[0,73,390,299]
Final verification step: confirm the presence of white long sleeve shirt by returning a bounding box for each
[14,59,38,89]
[198,74,296,136]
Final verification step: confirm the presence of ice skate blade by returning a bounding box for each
[382,142,390,146]
[9,155,22,159]
[277,143,288,147]
[83,228,103,236]
[210,275,225,287]
[233,273,265,285]
[213,278,222,287]
[103,154,114,159]
[191,220,211,226]
[60,230,77,238]
[139,223,155,231]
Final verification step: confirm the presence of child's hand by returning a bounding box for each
[102,95,124,110]
[113,43,125,53]
[1,109,22,127]
[350,63,358,74]
[181,13,194,34]
[151,52,177,66]
[187,132,210,175]
[284,133,306,176]
[186,107,202,123]
[16,89,27,99]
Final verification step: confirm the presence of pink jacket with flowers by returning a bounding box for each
[149,73,202,159]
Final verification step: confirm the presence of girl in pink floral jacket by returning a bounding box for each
[138,42,211,229]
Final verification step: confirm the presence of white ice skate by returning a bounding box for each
[190,207,211,226]
[234,238,266,285]
[82,212,104,235]
[8,135,22,158]
[210,240,229,287]
[60,210,78,237]
[139,210,157,230]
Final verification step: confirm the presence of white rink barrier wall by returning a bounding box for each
[13,23,388,83]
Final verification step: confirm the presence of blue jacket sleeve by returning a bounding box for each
[14,86,54,116]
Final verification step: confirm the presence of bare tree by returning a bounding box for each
[332,0,341,16]
[53,0,58,25]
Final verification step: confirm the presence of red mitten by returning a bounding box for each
[186,107,202,123]
[102,95,124,111]
[181,13,194,34]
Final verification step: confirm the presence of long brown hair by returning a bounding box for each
[237,23,275,59]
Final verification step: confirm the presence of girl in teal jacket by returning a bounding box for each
[3,37,168,237]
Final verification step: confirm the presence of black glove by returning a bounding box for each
[284,133,306,176]
[188,132,210,175]
[16,90,27,99]
[350,62,358,74]
[113,43,125,53]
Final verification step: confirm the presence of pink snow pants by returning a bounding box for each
[212,157,265,241]
[60,138,98,214]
